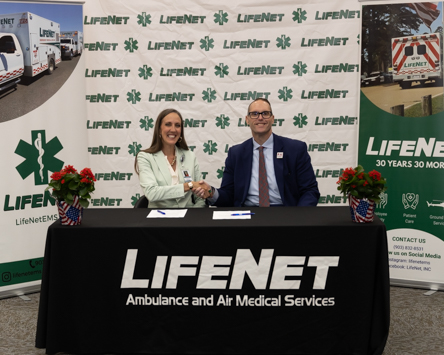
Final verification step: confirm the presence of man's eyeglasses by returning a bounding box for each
[248,111,272,119]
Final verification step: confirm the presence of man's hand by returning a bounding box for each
[192,180,212,199]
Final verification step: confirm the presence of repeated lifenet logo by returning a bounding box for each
[88,146,121,155]
[127,90,141,104]
[129,142,142,157]
[140,116,154,131]
[216,115,230,129]
[214,10,228,25]
[87,120,131,129]
[85,68,130,78]
[84,42,118,51]
[293,9,307,23]
[293,114,308,128]
[124,38,138,52]
[203,141,218,155]
[294,61,307,76]
[15,130,63,186]
[215,63,229,78]
[314,10,361,21]
[137,12,151,26]
[139,65,153,79]
[83,15,130,25]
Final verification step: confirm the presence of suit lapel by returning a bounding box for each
[240,139,254,203]
[273,134,285,201]
[153,151,171,185]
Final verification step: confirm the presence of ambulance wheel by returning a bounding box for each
[68,51,73,60]
[47,59,55,75]
[401,81,411,89]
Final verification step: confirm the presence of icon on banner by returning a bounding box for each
[426,200,444,209]
[2,272,12,283]
[15,130,64,186]
[402,193,419,210]
[378,192,388,208]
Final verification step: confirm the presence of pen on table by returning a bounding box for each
[231,213,255,216]
[157,210,166,215]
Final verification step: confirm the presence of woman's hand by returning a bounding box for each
[192,180,212,199]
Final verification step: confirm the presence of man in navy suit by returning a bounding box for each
[196,98,319,207]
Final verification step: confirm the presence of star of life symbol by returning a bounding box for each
[216,167,224,179]
[140,116,154,131]
[138,65,153,79]
[200,36,214,51]
[215,63,229,78]
[131,193,143,206]
[293,113,308,128]
[276,35,291,49]
[214,10,228,25]
[15,130,63,185]
[128,142,142,156]
[293,61,307,76]
[127,89,141,104]
[137,12,151,26]
[278,86,293,101]
[202,88,217,102]
[216,114,230,129]
[203,140,218,155]
[124,38,138,52]
[293,8,307,23]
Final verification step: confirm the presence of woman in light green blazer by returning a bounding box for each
[135,109,206,208]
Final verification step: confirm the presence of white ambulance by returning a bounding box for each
[60,30,83,60]
[392,33,442,89]
[0,12,61,92]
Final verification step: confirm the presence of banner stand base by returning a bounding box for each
[0,284,40,300]
[390,278,444,292]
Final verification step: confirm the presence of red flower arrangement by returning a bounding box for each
[336,165,387,203]
[46,165,96,207]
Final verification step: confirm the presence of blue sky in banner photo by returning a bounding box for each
[0,1,83,32]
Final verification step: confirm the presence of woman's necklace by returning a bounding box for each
[169,155,176,166]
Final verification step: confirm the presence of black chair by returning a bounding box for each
[134,195,148,208]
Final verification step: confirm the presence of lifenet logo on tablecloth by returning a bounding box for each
[120,249,339,290]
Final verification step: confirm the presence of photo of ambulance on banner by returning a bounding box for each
[0,2,83,122]
[360,2,444,290]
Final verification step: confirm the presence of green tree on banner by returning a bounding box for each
[361,5,422,75]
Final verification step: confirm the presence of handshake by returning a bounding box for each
[190,180,213,199]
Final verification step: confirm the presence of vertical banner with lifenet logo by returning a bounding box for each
[0,1,86,298]
[82,0,362,209]
[360,2,444,289]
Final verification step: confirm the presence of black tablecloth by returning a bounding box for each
[36,206,389,354]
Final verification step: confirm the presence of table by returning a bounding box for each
[36,206,389,355]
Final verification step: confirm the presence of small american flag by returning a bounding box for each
[407,2,440,30]
[57,195,83,225]
[349,195,375,223]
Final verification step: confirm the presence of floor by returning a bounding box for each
[0,286,443,354]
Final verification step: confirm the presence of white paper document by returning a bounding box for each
[212,210,254,220]
[147,209,188,218]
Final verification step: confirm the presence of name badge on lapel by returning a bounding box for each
[277,152,284,159]
[182,169,192,182]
